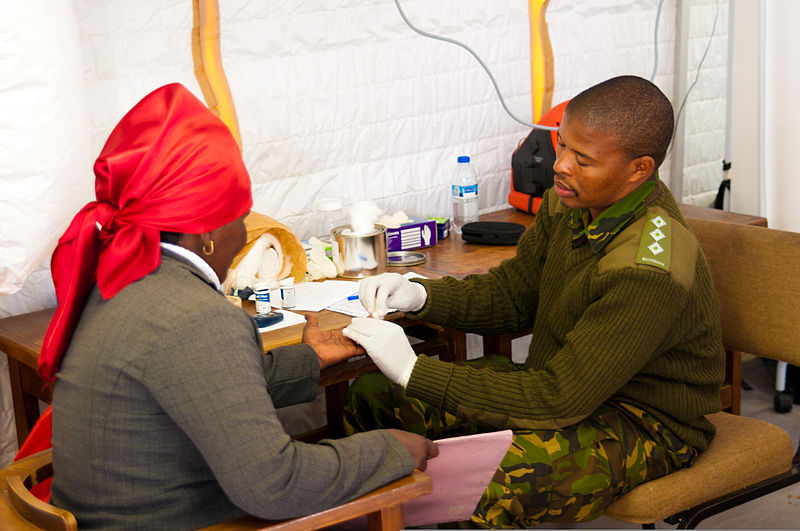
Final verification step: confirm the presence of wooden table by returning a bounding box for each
[0,204,767,447]
[0,302,460,446]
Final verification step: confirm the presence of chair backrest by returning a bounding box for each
[687,218,800,366]
[1,449,77,531]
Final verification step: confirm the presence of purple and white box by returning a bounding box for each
[385,218,438,251]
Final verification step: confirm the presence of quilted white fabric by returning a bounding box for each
[0,0,730,464]
[0,0,91,297]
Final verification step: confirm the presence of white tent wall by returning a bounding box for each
[0,0,91,466]
[0,0,729,465]
[763,0,800,232]
[728,0,800,232]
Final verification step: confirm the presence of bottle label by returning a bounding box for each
[255,290,271,314]
[452,184,478,198]
[281,287,297,308]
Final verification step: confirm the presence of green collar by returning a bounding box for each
[568,176,660,253]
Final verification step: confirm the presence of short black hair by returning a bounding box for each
[160,231,183,244]
[565,75,674,168]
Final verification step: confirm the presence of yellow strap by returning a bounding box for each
[529,0,554,121]
[191,0,242,149]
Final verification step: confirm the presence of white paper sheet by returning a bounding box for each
[324,272,428,317]
[326,295,369,317]
[291,280,361,312]
[255,309,307,332]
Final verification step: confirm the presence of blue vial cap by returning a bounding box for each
[457,155,470,163]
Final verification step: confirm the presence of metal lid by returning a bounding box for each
[314,197,344,212]
[387,251,426,266]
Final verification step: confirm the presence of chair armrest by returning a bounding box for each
[201,470,433,531]
[2,449,77,531]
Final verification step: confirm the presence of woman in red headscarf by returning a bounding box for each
[37,84,436,529]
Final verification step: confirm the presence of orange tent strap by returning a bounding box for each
[191,0,242,149]
[529,0,554,121]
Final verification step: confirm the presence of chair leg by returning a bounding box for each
[676,470,800,529]
[366,505,403,531]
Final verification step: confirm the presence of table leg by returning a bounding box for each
[5,358,52,448]
[482,333,514,359]
[443,328,467,362]
[7,358,37,448]
[325,382,349,438]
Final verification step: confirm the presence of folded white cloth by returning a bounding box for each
[233,232,286,289]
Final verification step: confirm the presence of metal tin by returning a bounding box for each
[387,251,426,267]
[331,224,388,278]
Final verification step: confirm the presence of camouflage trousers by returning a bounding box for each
[344,356,697,528]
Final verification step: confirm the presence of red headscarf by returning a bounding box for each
[38,83,253,381]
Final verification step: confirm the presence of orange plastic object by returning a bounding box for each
[529,0,554,121]
[191,0,242,149]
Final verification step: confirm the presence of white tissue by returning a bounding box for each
[377,215,400,229]
[347,200,384,235]
[306,236,338,280]
[377,210,410,229]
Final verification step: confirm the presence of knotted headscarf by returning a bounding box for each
[39,83,253,381]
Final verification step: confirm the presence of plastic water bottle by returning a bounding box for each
[451,155,479,234]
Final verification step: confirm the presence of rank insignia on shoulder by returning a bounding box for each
[636,215,671,272]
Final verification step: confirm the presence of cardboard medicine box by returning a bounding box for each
[428,217,450,240]
[385,218,438,251]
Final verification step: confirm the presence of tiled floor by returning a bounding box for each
[539,356,800,529]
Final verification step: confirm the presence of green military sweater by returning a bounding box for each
[406,179,725,451]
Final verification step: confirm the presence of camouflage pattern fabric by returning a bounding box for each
[344,356,696,528]
[344,355,519,439]
[568,177,658,253]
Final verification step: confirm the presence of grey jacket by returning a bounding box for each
[51,253,413,530]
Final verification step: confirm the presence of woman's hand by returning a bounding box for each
[302,314,365,369]
[386,429,439,471]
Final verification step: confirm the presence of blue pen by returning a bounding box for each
[347,294,359,301]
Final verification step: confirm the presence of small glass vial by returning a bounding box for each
[253,282,271,315]
[279,277,297,309]
[269,282,282,309]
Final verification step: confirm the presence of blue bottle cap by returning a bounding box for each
[457,155,470,163]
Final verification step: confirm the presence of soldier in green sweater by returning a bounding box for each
[342,75,725,528]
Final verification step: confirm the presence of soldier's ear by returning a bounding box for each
[635,156,655,177]
[628,155,655,185]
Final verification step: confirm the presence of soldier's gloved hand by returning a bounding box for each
[358,273,427,319]
[343,318,417,388]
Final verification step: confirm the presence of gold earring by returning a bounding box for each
[202,240,215,255]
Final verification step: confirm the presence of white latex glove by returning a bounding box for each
[359,272,427,319]
[343,318,417,388]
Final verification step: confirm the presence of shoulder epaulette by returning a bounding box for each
[597,206,698,290]
[636,213,671,272]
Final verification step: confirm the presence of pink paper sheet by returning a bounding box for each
[402,429,513,527]
[329,430,513,530]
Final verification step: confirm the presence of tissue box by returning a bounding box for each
[386,218,438,251]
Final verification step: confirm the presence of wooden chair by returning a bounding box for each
[1,449,76,530]
[604,218,800,528]
[1,449,432,531]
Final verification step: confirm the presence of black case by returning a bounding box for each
[460,221,525,245]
